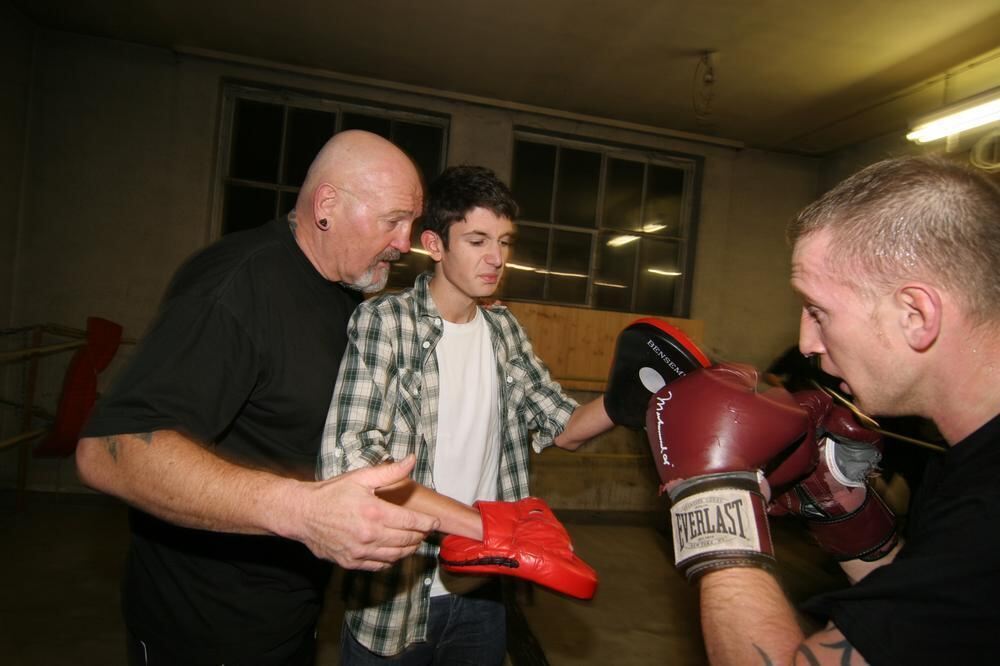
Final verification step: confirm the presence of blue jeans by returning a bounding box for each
[340,582,506,665]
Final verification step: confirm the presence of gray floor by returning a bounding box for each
[0,493,844,665]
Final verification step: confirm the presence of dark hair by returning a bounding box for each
[788,155,1000,322]
[422,166,519,248]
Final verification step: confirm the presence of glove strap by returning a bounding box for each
[807,486,898,561]
[668,472,774,581]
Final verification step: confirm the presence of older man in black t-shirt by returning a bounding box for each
[76,130,439,664]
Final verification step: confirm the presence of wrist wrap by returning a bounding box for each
[668,472,774,580]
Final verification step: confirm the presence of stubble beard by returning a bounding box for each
[346,248,402,294]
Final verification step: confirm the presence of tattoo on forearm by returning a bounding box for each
[794,638,856,666]
[794,645,822,666]
[820,638,855,666]
[103,432,154,461]
[755,637,858,666]
[103,436,119,462]
[753,644,775,665]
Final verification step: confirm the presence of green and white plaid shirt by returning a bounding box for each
[318,271,577,656]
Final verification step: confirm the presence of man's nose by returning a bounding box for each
[391,222,412,253]
[798,309,825,357]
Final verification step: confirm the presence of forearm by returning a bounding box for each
[699,567,805,665]
[375,478,483,540]
[76,430,300,535]
[840,539,902,584]
[554,396,614,450]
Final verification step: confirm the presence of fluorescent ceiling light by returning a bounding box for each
[647,268,682,277]
[505,262,536,271]
[607,235,639,247]
[641,223,666,233]
[907,88,1000,144]
[536,269,587,278]
[594,281,628,289]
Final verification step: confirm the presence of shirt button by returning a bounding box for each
[424,578,432,586]
[422,341,430,349]
[436,318,442,325]
[506,376,513,383]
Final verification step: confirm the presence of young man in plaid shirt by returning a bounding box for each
[319,165,613,664]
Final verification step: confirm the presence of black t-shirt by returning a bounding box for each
[84,219,362,661]
[802,412,1000,665]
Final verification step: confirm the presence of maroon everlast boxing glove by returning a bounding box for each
[604,318,711,429]
[438,497,598,599]
[764,389,829,492]
[645,363,811,580]
[769,391,898,562]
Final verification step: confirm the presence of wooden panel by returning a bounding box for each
[505,302,705,390]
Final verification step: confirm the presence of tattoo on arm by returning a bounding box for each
[753,644,775,665]
[753,634,859,666]
[794,637,857,666]
[819,638,856,666]
[103,436,119,462]
[794,645,822,666]
[102,432,155,462]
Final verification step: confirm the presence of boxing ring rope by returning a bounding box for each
[1,321,134,508]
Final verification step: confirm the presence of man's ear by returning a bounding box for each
[896,284,942,352]
[421,229,445,261]
[314,183,338,223]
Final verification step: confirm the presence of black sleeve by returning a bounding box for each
[83,296,259,444]
[801,494,1000,665]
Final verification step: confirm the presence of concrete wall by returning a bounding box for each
[0,3,33,328]
[0,3,35,470]
[6,28,826,498]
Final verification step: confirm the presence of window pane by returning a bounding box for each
[386,224,434,290]
[548,230,591,304]
[644,164,685,237]
[283,108,336,186]
[511,141,556,222]
[555,148,600,228]
[394,122,444,182]
[603,158,644,232]
[635,238,681,315]
[230,100,283,182]
[223,185,277,235]
[501,225,548,301]
[342,112,391,138]
[387,250,432,291]
[594,231,636,311]
[279,191,298,219]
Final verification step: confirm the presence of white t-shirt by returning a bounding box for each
[430,308,500,596]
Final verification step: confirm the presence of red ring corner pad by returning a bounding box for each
[34,317,123,458]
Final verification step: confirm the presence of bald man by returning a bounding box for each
[76,131,440,665]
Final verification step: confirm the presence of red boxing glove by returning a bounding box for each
[646,363,811,580]
[769,392,898,562]
[438,497,598,599]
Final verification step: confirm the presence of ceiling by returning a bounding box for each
[12,0,1000,155]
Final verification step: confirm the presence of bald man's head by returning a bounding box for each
[291,131,423,291]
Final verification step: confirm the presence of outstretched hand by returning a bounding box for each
[289,455,439,570]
